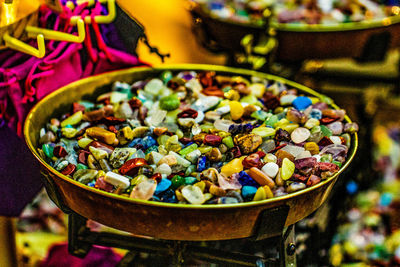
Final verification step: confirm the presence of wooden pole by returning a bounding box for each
[0,216,18,267]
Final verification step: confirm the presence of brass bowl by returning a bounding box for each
[24,65,358,241]
[190,4,400,62]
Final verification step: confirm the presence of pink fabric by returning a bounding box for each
[40,243,122,267]
[0,1,148,137]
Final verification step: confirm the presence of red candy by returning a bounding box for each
[204,134,222,146]
[177,109,198,119]
[242,153,261,169]
[61,164,76,176]
[53,146,68,158]
[318,136,333,146]
[119,158,148,176]
[95,176,114,192]
[73,102,85,113]
[78,150,90,164]
[128,98,142,109]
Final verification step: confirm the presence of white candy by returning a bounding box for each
[330,136,342,145]
[291,127,311,144]
[295,150,312,160]
[181,185,205,204]
[104,171,130,189]
[155,163,172,176]
[261,162,279,178]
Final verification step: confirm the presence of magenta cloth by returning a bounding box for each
[40,243,122,267]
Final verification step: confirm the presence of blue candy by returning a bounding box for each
[309,109,322,120]
[128,138,142,148]
[292,96,312,110]
[238,171,259,187]
[218,197,239,204]
[242,186,258,200]
[197,156,207,172]
[380,192,393,207]
[155,178,172,195]
[142,136,157,149]
[159,189,178,203]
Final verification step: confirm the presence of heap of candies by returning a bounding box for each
[37,70,358,205]
[329,125,400,266]
[196,0,400,25]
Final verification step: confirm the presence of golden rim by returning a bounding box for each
[24,64,358,210]
[195,3,400,32]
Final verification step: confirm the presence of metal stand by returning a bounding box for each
[41,170,296,267]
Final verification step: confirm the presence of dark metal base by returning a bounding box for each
[67,212,296,267]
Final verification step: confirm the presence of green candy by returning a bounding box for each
[160,71,173,83]
[179,143,198,156]
[222,136,234,148]
[320,154,333,163]
[171,175,185,189]
[77,163,88,170]
[78,100,95,110]
[184,176,198,185]
[265,115,278,127]
[332,160,342,167]
[42,144,54,158]
[251,110,269,121]
[159,94,180,111]
[320,125,333,137]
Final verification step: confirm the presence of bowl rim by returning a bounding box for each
[24,64,358,210]
[194,2,400,32]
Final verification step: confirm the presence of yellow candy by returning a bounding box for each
[304,118,320,129]
[224,90,240,101]
[121,126,134,140]
[304,142,319,155]
[86,127,116,145]
[263,185,273,198]
[274,118,290,128]
[281,158,295,180]
[248,83,265,98]
[89,146,108,161]
[253,186,266,201]
[251,126,276,138]
[96,170,106,179]
[175,190,185,201]
[221,158,243,177]
[229,101,244,120]
[280,123,299,134]
[61,127,78,138]
[61,111,83,127]
[253,185,274,201]
[194,181,206,193]
[78,137,93,148]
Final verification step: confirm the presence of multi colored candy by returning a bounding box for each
[196,0,400,25]
[37,70,357,205]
